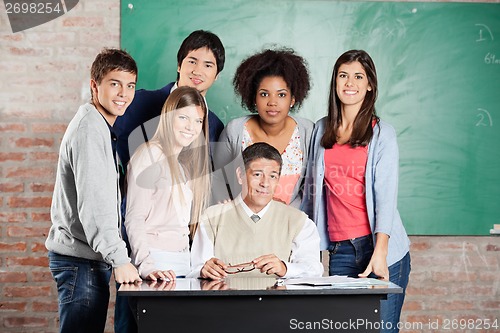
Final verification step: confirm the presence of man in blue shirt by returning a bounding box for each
[113,30,225,166]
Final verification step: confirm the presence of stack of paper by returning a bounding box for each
[284,276,391,288]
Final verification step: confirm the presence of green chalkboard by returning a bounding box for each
[121,1,500,235]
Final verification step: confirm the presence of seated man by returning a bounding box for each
[189,142,323,279]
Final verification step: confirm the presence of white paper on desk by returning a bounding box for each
[284,276,391,288]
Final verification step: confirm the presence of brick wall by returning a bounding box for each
[0,1,498,332]
[0,1,120,331]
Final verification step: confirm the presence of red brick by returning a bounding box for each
[11,137,54,148]
[6,256,49,267]
[436,241,478,251]
[458,255,499,268]
[407,254,451,267]
[31,212,51,222]
[1,91,29,103]
[35,61,78,72]
[8,47,51,57]
[31,123,67,133]
[0,212,27,223]
[486,244,500,251]
[0,182,24,192]
[8,197,52,208]
[32,300,58,312]
[449,285,493,296]
[30,151,59,162]
[0,152,25,162]
[409,241,431,251]
[7,226,49,238]
[59,46,103,58]
[79,31,119,46]
[401,300,424,311]
[31,242,47,253]
[406,285,448,296]
[0,62,27,73]
[0,242,27,252]
[0,272,28,283]
[432,271,477,282]
[405,271,429,282]
[1,107,52,119]
[427,300,474,311]
[0,34,23,42]
[30,183,54,192]
[36,92,79,103]
[27,32,76,44]
[4,316,49,328]
[479,271,498,281]
[10,76,54,88]
[31,271,53,282]
[0,302,28,312]
[481,301,500,309]
[0,123,26,132]
[4,285,52,298]
[405,314,444,325]
[458,313,488,320]
[63,17,104,27]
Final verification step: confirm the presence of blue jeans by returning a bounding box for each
[114,222,138,333]
[48,251,112,333]
[328,235,411,333]
[115,282,138,333]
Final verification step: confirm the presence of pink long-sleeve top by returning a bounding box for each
[125,143,192,278]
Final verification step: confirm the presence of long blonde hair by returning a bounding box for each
[145,86,210,238]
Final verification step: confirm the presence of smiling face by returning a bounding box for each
[171,105,205,154]
[237,158,281,213]
[91,69,136,125]
[336,61,372,112]
[255,76,295,126]
[177,47,219,96]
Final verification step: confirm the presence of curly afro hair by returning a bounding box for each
[233,47,311,113]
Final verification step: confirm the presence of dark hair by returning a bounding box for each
[233,47,311,113]
[177,30,225,76]
[242,142,283,173]
[90,48,137,100]
[90,48,137,85]
[321,49,379,148]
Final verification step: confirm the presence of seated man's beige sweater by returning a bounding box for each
[202,200,306,277]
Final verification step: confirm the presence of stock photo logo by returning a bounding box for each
[3,0,79,33]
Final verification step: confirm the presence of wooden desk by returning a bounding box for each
[119,277,402,333]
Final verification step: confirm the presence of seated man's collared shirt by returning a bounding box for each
[189,195,323,278]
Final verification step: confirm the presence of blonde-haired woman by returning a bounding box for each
[125,86,210,281]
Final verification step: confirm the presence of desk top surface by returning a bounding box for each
[118,277,402,297]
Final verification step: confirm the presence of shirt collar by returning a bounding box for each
[234,194,271,219]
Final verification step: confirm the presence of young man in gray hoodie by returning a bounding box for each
[46,48,141,333]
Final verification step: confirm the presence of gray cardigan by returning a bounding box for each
[213,115,314,208]
[301,117,410,266]
[46,103,129,267]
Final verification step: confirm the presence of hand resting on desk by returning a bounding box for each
[200,254,287,280]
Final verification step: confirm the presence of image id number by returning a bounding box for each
[5,2,62,14]
[443,318,499,330]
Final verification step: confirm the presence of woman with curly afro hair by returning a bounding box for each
[213,47,313,208]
